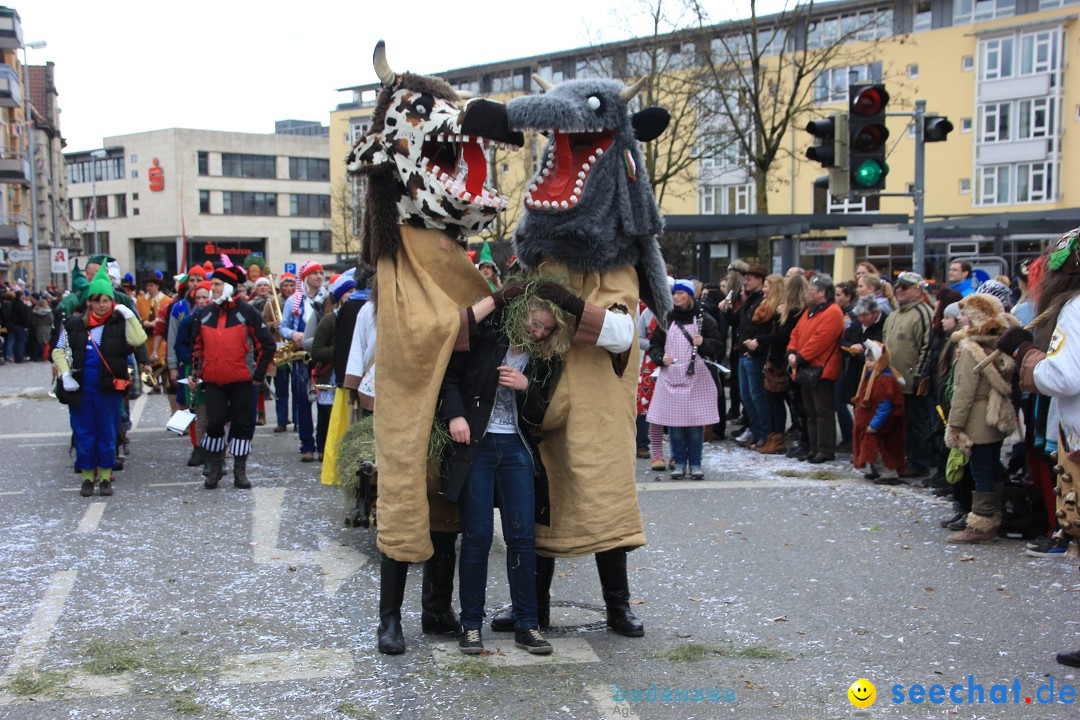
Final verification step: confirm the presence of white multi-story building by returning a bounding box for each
[65,128,334,280]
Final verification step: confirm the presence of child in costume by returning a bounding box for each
[851,340,906,483]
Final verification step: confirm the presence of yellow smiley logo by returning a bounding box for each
[848,678,876,708]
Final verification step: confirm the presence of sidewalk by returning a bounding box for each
[0,360,55,398]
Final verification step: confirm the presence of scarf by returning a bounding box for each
[86,305,115,328]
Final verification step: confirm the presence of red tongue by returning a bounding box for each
[547,132,573,196]
[462,141,487,197]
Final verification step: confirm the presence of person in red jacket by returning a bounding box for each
[192,263,276,489]
[787,273,845,463]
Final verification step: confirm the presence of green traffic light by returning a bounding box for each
[854,159,887,187]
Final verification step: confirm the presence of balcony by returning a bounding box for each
[0,8,24,51]
[0,157,29,183]
[0,64,22,108]
[0,211,29,244]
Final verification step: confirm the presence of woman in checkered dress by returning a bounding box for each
[645,279,723,480]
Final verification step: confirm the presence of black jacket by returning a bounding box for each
[65,312,133,394]
[647,301,724,367]
[437,309,561,502]
[735,289,770,358]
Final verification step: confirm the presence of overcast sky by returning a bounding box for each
[22,0,794,152]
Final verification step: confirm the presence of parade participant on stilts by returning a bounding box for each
[191,262,275,489]
[53,265,149,496]
[344,41,524,654]
[995,227,1080,667]
[488,73,672,637]
[280,261,326,463]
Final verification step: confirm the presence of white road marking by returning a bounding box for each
[432,637,600,669]
[76,503,106,533]
[147,481,203,487]
[588,683,641,720]
[20,442,70,447]
[2,571,77,676]
[251,487,367,595]
[0,490,25,496]
[218,647,355,685]
[0,427,163,441]
[129,392,148,430]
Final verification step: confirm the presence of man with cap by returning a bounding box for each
[264,272,297,433]
[280,261,327,462]
[733,264,772,449]
[883,271,934,478]
[190,263,275,489]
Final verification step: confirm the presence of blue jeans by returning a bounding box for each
[969,440,1004,494]
[274,364,291,427]
[668,425,703,468]
[458,432,538,630]
[738,356,769,443]
[289,360,315,453]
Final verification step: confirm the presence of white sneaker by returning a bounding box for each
[735,429,753,444]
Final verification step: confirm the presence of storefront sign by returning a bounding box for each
[51,248,69,274]
[801,240,842,256]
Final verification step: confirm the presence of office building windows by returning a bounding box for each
[291,230,332,254]
[290,194,331,217]
[814,62,882,103]
[220,153,277,179]
[114,194,127,218]
[222,192,278,216]
[198,151,209,176]
[980,102,1011,142]
[288,157,330,181]
[199,190,210,214]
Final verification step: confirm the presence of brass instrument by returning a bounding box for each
[274,339,310,366]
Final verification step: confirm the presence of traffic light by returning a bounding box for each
[848,83,889,192]
[805,112,849,196]
[923,114,954,143]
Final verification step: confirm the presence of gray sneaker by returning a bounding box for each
[690,467,704,480]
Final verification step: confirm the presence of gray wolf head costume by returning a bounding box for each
[507,76,673,324]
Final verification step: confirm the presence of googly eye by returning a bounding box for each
[415,104,428,115]
[587,96,601,111]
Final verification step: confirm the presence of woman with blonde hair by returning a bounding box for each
[745,274,806,454]
[856,273,898,316]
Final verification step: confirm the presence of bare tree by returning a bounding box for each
[690,0,886,213]
[329,176,363,260]
[474,142,529,247]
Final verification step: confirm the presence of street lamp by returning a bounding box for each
[22,40,46,289]
[90,149,107,256]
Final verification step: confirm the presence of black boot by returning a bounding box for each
[233,455,251,489]
[377,556,409,654]
[1057,649,1080,668]
[491,554,555,631]
[187,446,205,467]
[595,548,644,637]
[421,531,459,636]
[204,450,225,489]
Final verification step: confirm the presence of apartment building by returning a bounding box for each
[330,0,1080,282]
[65,128,334,281]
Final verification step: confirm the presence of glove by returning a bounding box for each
[61,371,79,392]
[534,282,586,324]
[491,283,526,311]
[996,326,1034,360]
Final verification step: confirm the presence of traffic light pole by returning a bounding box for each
[913,99,926,277]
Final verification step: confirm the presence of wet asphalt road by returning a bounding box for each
[0,360,1078,720]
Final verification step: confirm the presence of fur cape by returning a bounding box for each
[852,345,906,471]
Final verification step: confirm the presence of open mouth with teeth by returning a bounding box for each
[419,134,517,210]
[525,129,614,210]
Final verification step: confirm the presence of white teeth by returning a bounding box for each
[529,184,537,192]
[463,192,471,201]
[577,171,586,179]
[461,135,470,143]
[573,187,582,196]
[588,155,596,163]
[575,179,583,188]
[570,195,578,204]
[440,173,449,182]
[582,163,590,171]
[437,134,446,142]
[432,165,441,175]
[542,201,550,209]
[596,147,604,156]
[541,168,550,177]
[560,200,568,208]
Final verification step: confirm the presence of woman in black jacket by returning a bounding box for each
[439,285,572,657]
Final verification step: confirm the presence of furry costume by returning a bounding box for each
[507,77,671,557]
[852,341,906,472]
[345,42,523,563]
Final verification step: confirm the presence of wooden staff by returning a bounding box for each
[972,307,1053,372]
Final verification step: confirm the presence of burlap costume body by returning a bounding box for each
[373,226,491,562]
[533,262,645,556]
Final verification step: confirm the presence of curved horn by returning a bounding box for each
[455,90,478,101]
[618,77,647,103]
[373,40,396,87]
[531,73,554,93]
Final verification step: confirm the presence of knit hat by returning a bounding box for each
[476,242,499,274]
[186,265,207,280]
[194,280,212,294]
[254,277,272,289]
[1049,227,1080,274]
[974,279,1013,311]
[278,272,296,285]
[943,302,961,320]
[330,268,357,302]
[87,264,115,300]
[728,260,749,273]
[672,279,695,298]
[299,261,323,282]
[745,263,768,279]
[958,293,1005,333]
[211,263,245,305]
